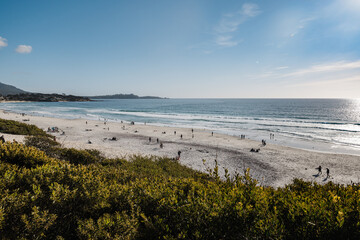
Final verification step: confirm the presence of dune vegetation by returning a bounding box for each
[0,119,359,239]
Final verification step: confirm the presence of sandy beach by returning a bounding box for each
[1,109,359,187]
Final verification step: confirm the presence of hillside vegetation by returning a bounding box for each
[0,82,27,96]
[0,118,52,137]
[0,119,359,239]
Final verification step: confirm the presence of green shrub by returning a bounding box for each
[0,141,360,239]
[0,141,53,168]
[57,148,103,165]
[0,118,50,136]
[25,135,60,154]
[77,211,139,240]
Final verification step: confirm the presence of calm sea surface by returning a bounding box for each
[1,99,360,155]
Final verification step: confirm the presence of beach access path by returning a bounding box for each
[1,110,359,187]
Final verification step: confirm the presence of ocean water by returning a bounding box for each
[1,99,360,156]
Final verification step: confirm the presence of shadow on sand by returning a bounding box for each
[313,173,331,182]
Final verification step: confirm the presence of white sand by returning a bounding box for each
[1,109,359,187]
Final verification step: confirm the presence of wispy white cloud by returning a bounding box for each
[288,17,316,38]
[242,3,261,17]
[0,36,8,48]
[324,0,360,33]
[214,3,260,47]
[250,60,360,88]
[247,60,360,98]
[215,35,239,47]
[334,0,360,13]
[287,75,360,88]
[283,60,360,77]
[15,45,32,54]
[275,66,289,70]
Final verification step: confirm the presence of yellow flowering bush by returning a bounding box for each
[0,141,359,239]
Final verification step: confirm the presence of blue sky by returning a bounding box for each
[1,0,360,98]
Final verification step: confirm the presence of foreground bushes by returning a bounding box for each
[0,141,360,239]
[0,118,50,137]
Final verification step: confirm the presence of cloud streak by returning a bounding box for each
[214,3,260,47]
[253,60,360,81]
[282,60,360,78]
[249,60,360,95]
[215,35,239,47]
[287,75,360,88]
[16,45,32,54]
[0,36,8,48]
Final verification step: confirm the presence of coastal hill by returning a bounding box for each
[88,93,165,99]
[0,82,28,96]
[3,93,90,102]
[0,82,164,101]
[0,82,90,102]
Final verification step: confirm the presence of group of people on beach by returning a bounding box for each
[316,166,331,178]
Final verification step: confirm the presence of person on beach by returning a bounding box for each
[326,168,330,178]
[192,129,194,133]
[178,151,181,159]
[174,131,176,135]
[180,134,183,139]
[160,143,163,148]
[157,138,159,143]
[0,135,5,143]
[212,132,213,136]
[316,166,322,175]
[149,137,151,143]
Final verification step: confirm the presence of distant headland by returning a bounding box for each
[88,94,165,100]
[0,82,165,102]
[1,93,90,102]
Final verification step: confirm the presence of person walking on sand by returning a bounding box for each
[316,165,322,175]
[160,143,163,148]
[149,137,151,143]
[178,151,181,159]
[326,168,330,178]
